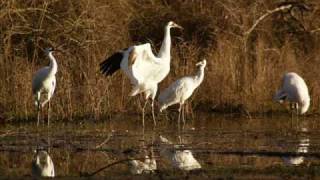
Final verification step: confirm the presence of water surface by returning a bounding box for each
[1,113,320,179]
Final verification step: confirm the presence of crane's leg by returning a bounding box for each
[289,102,293,126]
[182,104,185,129]
[43,93,52,127]
[48,100,50,127]
[295,103,299,127]
[178,104,182,130]
[35,92,41,127]
[150,85,158,127]
[295,103,299,115]
[151,99,156,127]
[142,100,148,128]
[289,102,299,127]
[37,103,41,127]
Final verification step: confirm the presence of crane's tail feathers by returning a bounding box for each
[100,51,123,76]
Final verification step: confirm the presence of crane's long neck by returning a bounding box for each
[48,52,57,75]
[193,66,205,87]
[158,26,171,60]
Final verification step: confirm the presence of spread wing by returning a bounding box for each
[130,43,162,84]
[100,44,160,85]
[100,48,128,76]
[100,42,167,90]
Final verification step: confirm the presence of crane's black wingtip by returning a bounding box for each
[99,51,123,76]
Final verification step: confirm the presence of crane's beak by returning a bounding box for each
[172,23,183,30]
[43,47,53,53]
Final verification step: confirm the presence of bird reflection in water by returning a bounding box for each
[157,135,201,171]
[31,150,55,178]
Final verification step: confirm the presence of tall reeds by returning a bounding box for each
[0,0,320,121]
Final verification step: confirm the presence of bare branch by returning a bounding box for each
[95,133,112,149]
[244,5,292,37]
[82,156,159,177]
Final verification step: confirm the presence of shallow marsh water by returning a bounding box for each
[1,113,320,179]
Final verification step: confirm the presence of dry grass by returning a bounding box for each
[1,0,320,121]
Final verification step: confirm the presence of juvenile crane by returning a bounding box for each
[274,72,310,114]
[100,21,183,127]
[32,48,57,126]
[158,59,207,126]
[31,150,55,178]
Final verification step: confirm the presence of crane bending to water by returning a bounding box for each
[100,21,183,127]
[274,72,310,115]
[32,48,57,127]
[158,59,207,127]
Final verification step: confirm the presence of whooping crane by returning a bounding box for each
[32,48,57,126]
[274,72,310,114]
[158,135,201,171]
[31,150,55,178]
[158,59,207,127]
[100,21,183,127]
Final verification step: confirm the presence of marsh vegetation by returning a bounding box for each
[1,0,320,121]
[1,1,320,178]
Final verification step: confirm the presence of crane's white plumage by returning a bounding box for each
[158,135,201,171]
[32,48,57,126]
[100,21,183,127]
[128,156,157,174]
[274,72,310,114]
[158,59,207,125]
[31,150,55,178]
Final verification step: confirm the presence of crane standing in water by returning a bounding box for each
[32,48,57,127]
[274,72,310,115]
[100,21,183,127]
[158,59,207,127]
